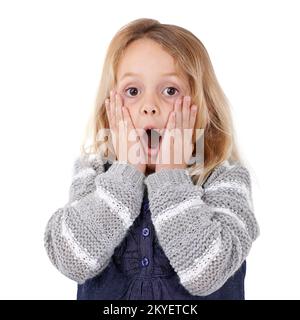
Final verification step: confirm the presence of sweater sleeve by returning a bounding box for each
[44,156,145,284]
[144,162,259,296]
[68,153,106,203]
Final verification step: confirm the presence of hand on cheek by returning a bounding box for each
[155,95,198,173]
[105,89,147,174]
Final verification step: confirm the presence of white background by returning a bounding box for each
[0,0,299,300]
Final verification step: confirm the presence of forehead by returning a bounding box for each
[117,39,184,81]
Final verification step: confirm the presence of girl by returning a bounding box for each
[44,18,259,300]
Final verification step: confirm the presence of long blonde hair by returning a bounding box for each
[80,18,244,185]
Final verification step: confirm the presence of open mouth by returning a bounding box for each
[142,128,162,155]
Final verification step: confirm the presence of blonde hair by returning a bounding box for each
[80,18,244,185]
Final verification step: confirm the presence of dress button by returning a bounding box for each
[142,227,150,237]
[141,257,149,267]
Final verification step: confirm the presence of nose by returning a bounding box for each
[141,105,159,116]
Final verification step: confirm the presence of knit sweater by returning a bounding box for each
[44,153,259,297]
[76,162,247,300]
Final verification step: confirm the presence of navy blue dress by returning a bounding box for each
[77,163,246,300]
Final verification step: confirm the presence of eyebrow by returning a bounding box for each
[120,72,180,80]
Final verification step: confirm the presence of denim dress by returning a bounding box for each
[77,162,246,300]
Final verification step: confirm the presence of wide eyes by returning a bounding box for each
[162,87,179,96]
[125,87,139,97]
[124,86,179,98]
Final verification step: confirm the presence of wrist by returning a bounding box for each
[145,167,193,194]
[104,160,146,189]
[155,163,187,173]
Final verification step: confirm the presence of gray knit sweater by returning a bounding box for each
[44,154,259,296]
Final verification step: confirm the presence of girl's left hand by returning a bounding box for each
[155,95,198,172]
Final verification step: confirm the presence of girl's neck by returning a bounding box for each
[145,165,155,177]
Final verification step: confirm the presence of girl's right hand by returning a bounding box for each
[104,89,147,174]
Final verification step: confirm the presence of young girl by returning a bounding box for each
[44,18,259,300]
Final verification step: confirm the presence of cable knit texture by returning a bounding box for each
[44,154,259,297]
[44,154,145,284]
[144,163,259,296]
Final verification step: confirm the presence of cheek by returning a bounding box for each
[118,90,137,108]
[163,99,177,114]
[162,103,174,114]
[121,95,133,107]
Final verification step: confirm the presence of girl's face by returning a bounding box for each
[116,38,190,132]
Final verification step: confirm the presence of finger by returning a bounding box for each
[189,104,198,129]
[163,110,176,146]
[174,96,182,128]
[121,105,132,135]
[123,106,146,160]
[115,92,124,128]
[104,98,111,127]
[166,110,176,132]
[110,89,116,128]
[122,105,139,144]
[168,110,176,163]
[182,95,191,129]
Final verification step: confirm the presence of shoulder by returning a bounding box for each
[72,153,107,175]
